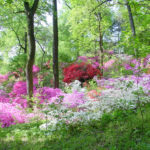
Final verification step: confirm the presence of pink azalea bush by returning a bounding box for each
[35,87,63,104]
[0,102,27,127]
[12,97,28,108]
[0,74,8,83]
[0,97,10,103]
[124,58,141,74]
[103,59,115,70]
[62,91,85,108]
[0,90,10,103]
[8,78,38,107]
[9,81,27,97]
[0,102,44,128]
[33,65,40,73]
[143,54,150,68]
[9,78,38,98]
[49,91,85,108]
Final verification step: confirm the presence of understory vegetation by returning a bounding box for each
[0,0,150,149]
[1,104,150,150]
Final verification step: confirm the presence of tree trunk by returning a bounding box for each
[24,0,39,100]
[97,13,104,75]
[26,14,35,98]
[24,32,27,54]
[52,0,59,88]
[125,0,138,57]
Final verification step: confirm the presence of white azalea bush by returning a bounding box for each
[40,75,150,132]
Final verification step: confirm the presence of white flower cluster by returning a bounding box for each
[40,77,150,132]
[66,80,87,93]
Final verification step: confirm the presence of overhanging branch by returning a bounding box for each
[91,0,112,13]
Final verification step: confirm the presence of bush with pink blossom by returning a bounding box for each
[0,102,45,128]
[35,87,63,104]
[0,102,27,127]
[33,65,40,73]
[9,81,27,97]
[12,97,28,108]
[0,90,10,103]
[103,59,115,70]
[0,74,8,84]
[62,91,85,108]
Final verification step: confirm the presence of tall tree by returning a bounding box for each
[125,0,138,57]
[52,0,59,88]
[24,0,39,99]
[96,12,104,74]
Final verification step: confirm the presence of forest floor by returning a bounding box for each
[1,103,150,150]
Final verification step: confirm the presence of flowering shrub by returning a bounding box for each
[8,79,38,107]
[35,87,62,104]
[0,74,8,84]
[78,56,100,69]
[9,78,38,98]
[40,74,150,131]
[124,59,141,74]
[0,97,10,103]
[65,80,86,93]
[63,63,102,83]
[0,103,27,127]
[87,90,101,100]
[62,91,85,108]
[0,102,44,128]
[43,60,50,69]
[0,83,10,103]
[9,81,27,97]
[143,54,150,68]
[12,97,28,108]
[33,65,40,73]
[103,59,115,70]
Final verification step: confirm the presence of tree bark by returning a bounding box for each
[125,0,138,57]
[24,32,27,54]
[26,14,35,98]
[97,13,104,75]
[52,0,59,88]
[24,0,39,99]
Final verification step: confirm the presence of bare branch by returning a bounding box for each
[91,0,111,13]
[64,0,72,9]
[36,39,45,54]
[13,10,25,14]
[117,2,125,5]
[11,27,25,51]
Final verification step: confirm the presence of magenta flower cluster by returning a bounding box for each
[35,87,63,104]
[63,91,85,108]
[0,102,28,127]
[124,59,141,74]
[0,74,8,83]
[32,65,40,73]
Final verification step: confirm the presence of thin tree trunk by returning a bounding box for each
[24,32,27,54]
[26,14,35,98]
[53,0,59,88]
[125,0,138,57]
[97,13,104,75]
[24,0,39,101]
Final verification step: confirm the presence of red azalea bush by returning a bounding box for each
[63,62,102,83]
